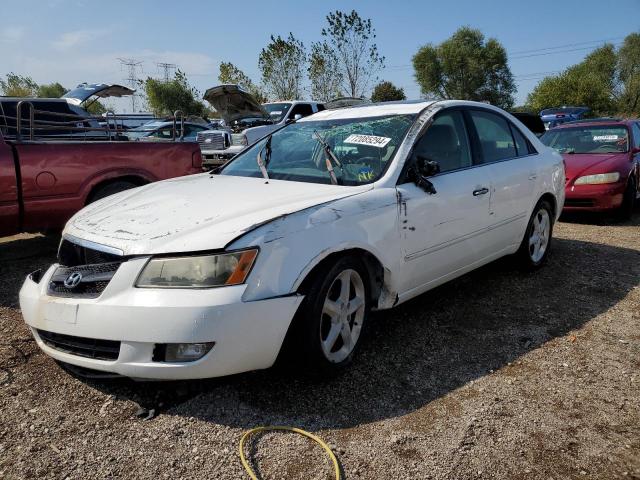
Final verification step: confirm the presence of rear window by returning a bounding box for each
[541,126,629,154]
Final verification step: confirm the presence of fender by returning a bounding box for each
[79,167,158,203]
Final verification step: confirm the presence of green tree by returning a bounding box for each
[371,80,406,102]
[143,70,207,117]
[526,44,618,116]
[37,82,68,98]
[412,27,515,109]
[0,72,39,97]
[218,61,267,103]
[259,33,306,100]
[308,41,343,102]
[617,32,640,115]
[321,10,385,98]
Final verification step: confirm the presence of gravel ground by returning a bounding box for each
[0,211,639,480]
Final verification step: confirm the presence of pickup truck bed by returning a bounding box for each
[0,134,202,236]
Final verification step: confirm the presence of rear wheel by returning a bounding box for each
[516,200,554,270]
[287,257,370,373]
[617,177,636,221]
[88,181,138,204]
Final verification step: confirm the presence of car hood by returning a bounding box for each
[203,84,271,124]
[65,174,372,255]
[562,152,628,183]
[62,83,135,105]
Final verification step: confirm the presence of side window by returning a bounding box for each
[470,110,517,163]
[289,103,314,119]
[510,124,536,157]
[633,123,640,149]
[412,110,472,173]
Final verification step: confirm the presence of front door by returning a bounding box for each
[395,109,493,299]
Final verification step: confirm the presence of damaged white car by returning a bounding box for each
[20,100,565,380]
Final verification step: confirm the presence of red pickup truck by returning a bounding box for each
[0,131,202,236]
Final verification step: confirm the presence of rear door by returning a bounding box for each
[0,136,19,235]
[395,109,493,297]
[467,109,536,249]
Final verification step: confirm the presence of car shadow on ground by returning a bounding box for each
[559,203,640,226]
[0,234,60,308]
[80,235,640,430]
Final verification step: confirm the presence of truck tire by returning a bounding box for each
[88,181,138,204]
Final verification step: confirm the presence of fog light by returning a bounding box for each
[154,342,215,362]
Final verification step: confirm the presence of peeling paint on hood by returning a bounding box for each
[65,174,372,255]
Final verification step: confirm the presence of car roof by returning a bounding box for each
[554,118,635,129]
[301,99,508,121]
[263,101,321,106]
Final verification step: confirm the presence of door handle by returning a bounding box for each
[473,187,489,196]
[528,172,538,180]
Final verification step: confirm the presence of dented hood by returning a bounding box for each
[65,174,372,255]
[203,84,271,124]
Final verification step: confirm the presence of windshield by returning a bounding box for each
[220,114,416,185]
[263,103,292,122]
[541,126,629,154]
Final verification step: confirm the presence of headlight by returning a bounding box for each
[574,172,620,185]
[231,133,248,146]
[136,248,258,288]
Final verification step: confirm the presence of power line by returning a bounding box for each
[118,58,143,112]
[156,62,177,81]
[509,36,624,55]
[510,42,622,60]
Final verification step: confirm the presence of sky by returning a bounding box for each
[1,0,639,112]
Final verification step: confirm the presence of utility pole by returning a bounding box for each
[156,62,177,82]
[118,58,143,112]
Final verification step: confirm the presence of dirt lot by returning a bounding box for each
[1,212,639,480]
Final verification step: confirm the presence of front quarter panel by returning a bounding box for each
[228,188,402,305]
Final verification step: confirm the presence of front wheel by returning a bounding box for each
[289,257,370,373]
[516,200,554,270]
[617,177,636,221]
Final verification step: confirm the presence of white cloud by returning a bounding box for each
[52,29,109,50]
[0,26,25,43]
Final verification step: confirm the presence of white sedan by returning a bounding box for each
[19,100,565,380]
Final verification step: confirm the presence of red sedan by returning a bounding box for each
[540,119,640,219]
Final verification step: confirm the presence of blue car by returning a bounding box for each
[540,106,590,130]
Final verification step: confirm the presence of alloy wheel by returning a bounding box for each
[529,208,550,263]
[319,269,366,363]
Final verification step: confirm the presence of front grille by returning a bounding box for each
[565,198,595,207]
[197,131,227,150]
[48,262,121,298]
[37,329,120,361]
[58,239,121,266]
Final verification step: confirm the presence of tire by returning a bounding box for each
[616,177,636,221]
[516,199,554,270]
[286,256,371,374]
[88,181,138,204]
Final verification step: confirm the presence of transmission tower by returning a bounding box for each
[156,62,177,82]
[118,58,143,112]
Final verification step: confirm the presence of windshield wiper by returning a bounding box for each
[256,134,272,180]
[313,130,342,185]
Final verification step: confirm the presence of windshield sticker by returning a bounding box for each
[357,166,375,182]
[344,134,391,148]
[270,111,282,116]
[593,135,619,141]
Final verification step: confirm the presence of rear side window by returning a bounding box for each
[633,123,640,149]
[510,124,536,156]
[469,110,517,163]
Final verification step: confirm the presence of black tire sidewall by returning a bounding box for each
[295,256,371,372]
[89,181,137,203]
[618,177,636,220]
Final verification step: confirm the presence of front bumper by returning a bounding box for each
[563,182,625,211]
[19,259,303,380]
[200,146,244,168]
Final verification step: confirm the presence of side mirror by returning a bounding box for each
[294,114,303,121]
[632,147,640,155]
[408,156,440,194]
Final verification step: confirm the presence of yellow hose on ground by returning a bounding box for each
[239,426,341,480]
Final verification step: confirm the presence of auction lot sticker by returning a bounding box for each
[593,135,619,141]
[344,134,391,148]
